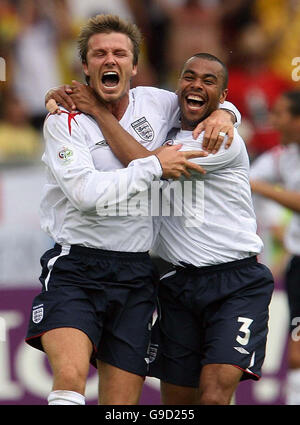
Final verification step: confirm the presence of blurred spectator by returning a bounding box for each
[226,23,292,160]
[0,0,20,44]
[153,0,225,88]
[67,0,134,22]
[123,0,169,86]
[221,0,254,45]
[0,93,42,162]
[12,0,72,131]
[252,193,291,281]
[254,0,300,84]
[0,0,21,94]
[250,90,300,404]
[124,0,159,87]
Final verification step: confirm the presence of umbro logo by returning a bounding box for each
[95,140,108,146]
[233,346,250,354]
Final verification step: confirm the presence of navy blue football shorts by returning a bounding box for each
[285,255,300,333]
[26,244,159,376]
[148,256,274,387]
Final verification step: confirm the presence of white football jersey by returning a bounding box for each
[40,86,241,252]
[250,144,300,256]
[153,128,263,266]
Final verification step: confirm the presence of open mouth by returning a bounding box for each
[101,71,120,88]
[186,95,206,110]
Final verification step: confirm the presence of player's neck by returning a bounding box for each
[105,95,130,121]
[180,120,196,131]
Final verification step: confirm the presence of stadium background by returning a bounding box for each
[0,0,299,405]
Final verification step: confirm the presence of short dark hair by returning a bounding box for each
[184,53,228,90]
[78,14,142,66]
[282,91,300,116]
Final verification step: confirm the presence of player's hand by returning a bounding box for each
[69,80,103,116]
[192,109,234,153]
[156,145,207,179]
[45,85,76,114]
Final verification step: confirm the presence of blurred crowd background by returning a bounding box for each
[0,0,299,156]
[0,0,299,405]
[1,0,299,277]
[0,0,299,160]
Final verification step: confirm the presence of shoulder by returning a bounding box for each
[44,108,86,136]
[131,86,177,102]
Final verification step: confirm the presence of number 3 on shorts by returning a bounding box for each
[236,317,253,346]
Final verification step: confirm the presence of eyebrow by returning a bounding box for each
[183,70,218,81]
[91,47,129,53]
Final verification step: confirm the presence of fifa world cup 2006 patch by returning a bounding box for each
[32,304,44,324]
[131,117,154,141]
[58,146,74,164]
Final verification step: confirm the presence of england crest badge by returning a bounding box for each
[131,117,154,141]
[32,304,44,324]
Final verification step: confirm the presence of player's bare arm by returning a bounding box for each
[45,83,235,153]
[251,179,300,213]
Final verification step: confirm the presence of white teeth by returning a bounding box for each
[187,95,204,101]
[103,71,118,76]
